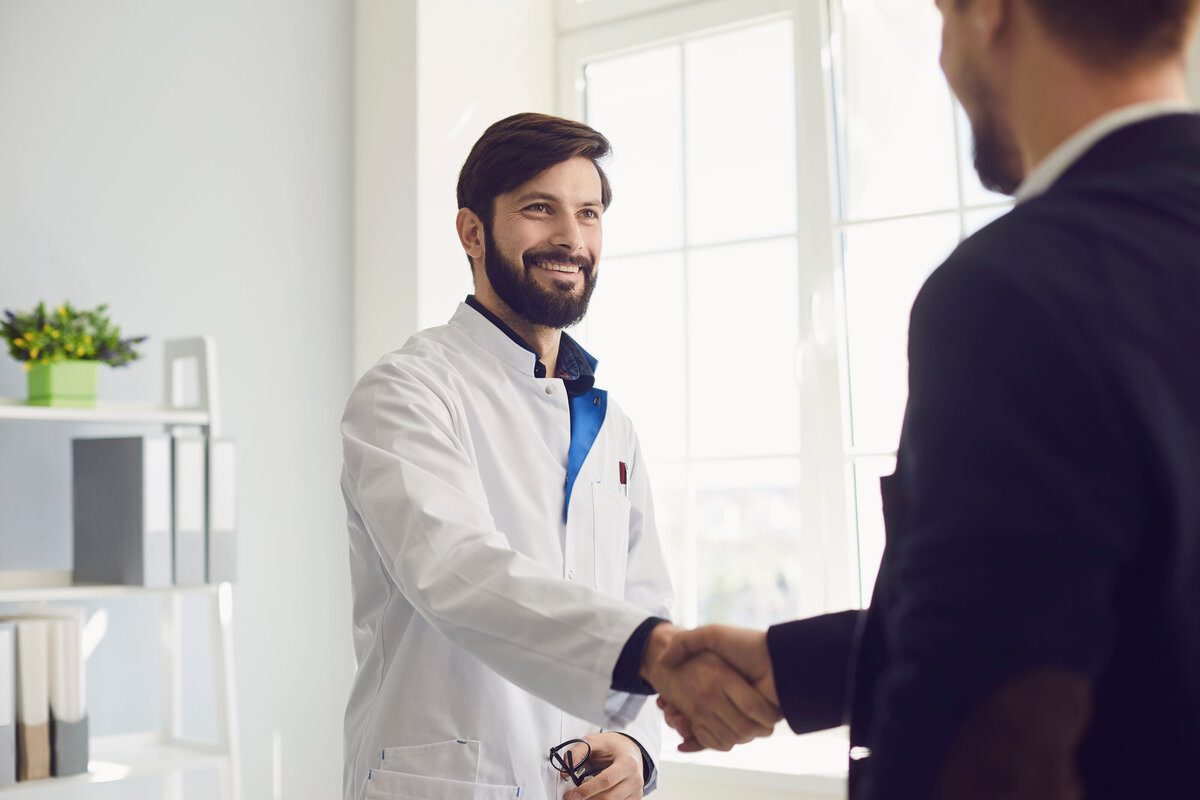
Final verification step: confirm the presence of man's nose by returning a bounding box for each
[549,217,585,253]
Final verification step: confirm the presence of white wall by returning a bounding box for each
[355,0,420,380]
[0,2,354,799]
[415,0,556,330]
[354,0,555,371]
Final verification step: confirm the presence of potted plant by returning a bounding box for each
[2,302,147,407]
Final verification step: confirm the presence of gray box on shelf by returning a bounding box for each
[207,439,237,583]
[171,436,207,585]
[72,436,173,587]
[49,714,87,777]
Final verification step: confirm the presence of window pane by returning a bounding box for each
[841,214,960,451]
[687,237,800,459]
[585,252,687,462]
[692,458,804,626]
[586,45,685,257]
[645,460,691,623]
[684,20,797,245]
[956,103,1012,208]
[835,0,958,219]
[852,455,896,604]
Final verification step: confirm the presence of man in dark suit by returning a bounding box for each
[631,1,1200,798]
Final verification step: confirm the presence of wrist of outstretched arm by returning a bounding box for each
[638,622,678,687]
[608,731,653,787]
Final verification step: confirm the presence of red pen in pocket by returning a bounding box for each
[618,461,628,496]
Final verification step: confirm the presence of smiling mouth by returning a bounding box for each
[534,262,583,275]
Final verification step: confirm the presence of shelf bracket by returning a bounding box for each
[163,336,221,437]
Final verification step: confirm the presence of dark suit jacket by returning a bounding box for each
[768,113,1200,799]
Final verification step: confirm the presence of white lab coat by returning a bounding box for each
[341,302,674,800]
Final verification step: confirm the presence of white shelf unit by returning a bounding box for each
[0,338,241,800]
[0,399,210,427]
[0,733,232,797]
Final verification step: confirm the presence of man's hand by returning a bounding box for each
[559,732,644,800]
[640,623,780,752]
[652,625,779,751]
[660,625,778,704]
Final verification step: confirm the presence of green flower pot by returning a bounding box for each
[27,360,100,407]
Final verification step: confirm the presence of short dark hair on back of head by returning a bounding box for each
[1022,0,1199,66]
[457,113,613,267]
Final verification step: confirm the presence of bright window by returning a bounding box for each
[829,0,1011,596]
[560,0,1012,628]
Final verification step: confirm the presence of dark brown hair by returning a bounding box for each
[457,112,613,240]
[1020,0,1198,66]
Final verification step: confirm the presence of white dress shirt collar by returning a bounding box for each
[1014,99,1197,203]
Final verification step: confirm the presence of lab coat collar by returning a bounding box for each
[453,300,541,376]
[452,298,599,389]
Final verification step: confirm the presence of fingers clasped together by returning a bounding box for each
[559,624,780,798]
[640,623,781,753]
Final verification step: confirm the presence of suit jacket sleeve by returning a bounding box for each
[767,610,863,733]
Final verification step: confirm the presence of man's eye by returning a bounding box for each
[580,209,599,219]
[527,203,551,213]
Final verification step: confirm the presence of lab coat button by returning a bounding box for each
[545,386,554,395]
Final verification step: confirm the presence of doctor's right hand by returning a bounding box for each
[558,732,644,800]
[639,623,781,752]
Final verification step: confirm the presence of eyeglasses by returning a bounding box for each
[549,739,605,787]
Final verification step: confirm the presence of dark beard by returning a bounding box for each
[483,225,597,329]
[968,93,1024,196]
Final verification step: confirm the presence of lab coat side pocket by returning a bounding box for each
[592,482,631,598]
[365,768,520,800]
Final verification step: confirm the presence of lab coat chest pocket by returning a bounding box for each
[592,482,631,598]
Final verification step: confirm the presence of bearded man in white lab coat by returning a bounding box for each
[341,113,780,800]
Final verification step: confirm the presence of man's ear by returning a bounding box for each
[457,208,485,263]
[973,0,1010,47]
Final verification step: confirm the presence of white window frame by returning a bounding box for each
[557,0,859,626]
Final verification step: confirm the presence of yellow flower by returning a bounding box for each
[57,306,67,317]
[30,348,39,359]
[13,338,24,347]
[50,330,60,339]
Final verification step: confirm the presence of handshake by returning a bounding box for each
[639,623,782,752]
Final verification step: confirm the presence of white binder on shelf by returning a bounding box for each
[13,620,49,782]
[19,608,88,778]
[172,435,208,585]
[207,438,237,583]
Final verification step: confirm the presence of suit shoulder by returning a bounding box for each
[919,200,1108,320]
